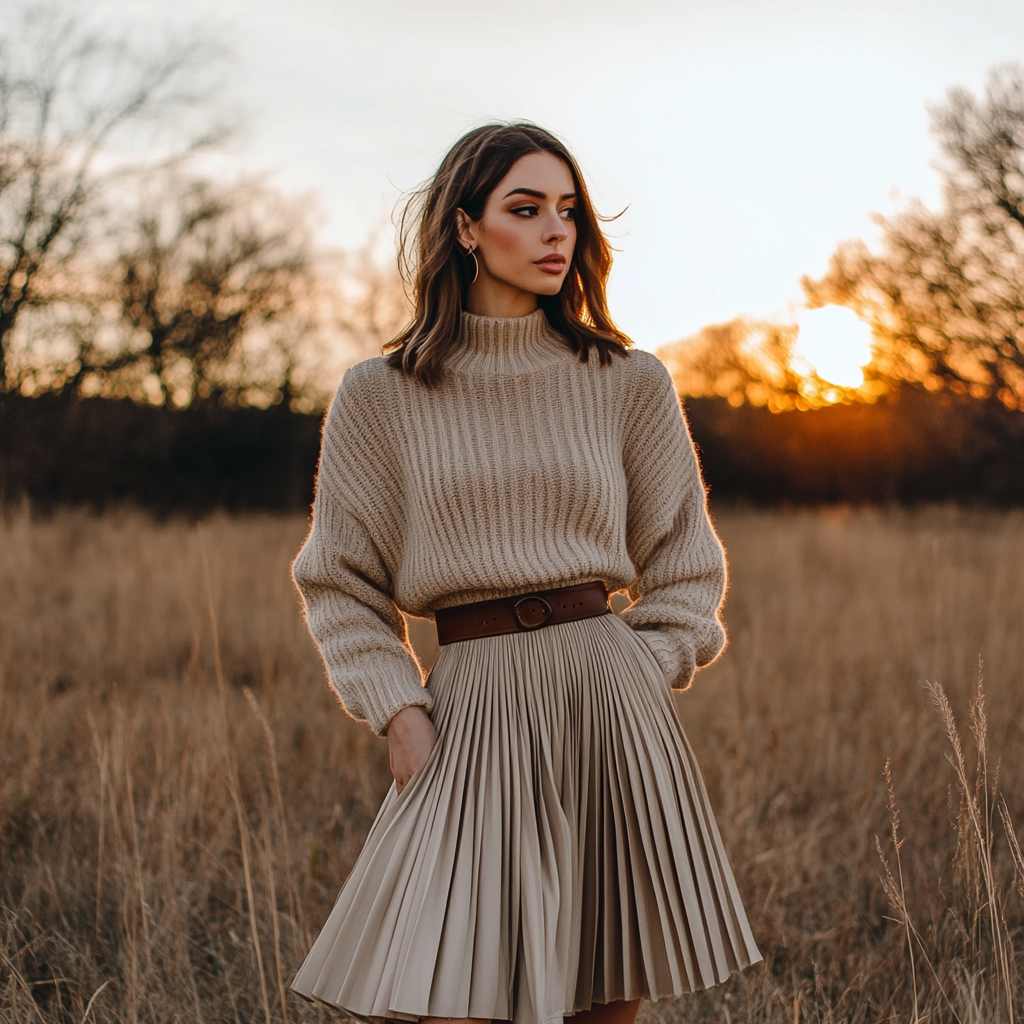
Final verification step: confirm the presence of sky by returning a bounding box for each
[88,0,1021,356]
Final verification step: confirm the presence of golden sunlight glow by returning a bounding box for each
[792,306,875,391]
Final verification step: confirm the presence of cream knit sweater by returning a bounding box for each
[291,307,729,736]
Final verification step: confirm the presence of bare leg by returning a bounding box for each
[422,1018,494,1023]
[567,998,643,1024]
[420,996,643,1023]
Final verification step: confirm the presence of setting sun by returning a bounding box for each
[792,305,875,392]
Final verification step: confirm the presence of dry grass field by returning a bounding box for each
[1,501,1022,1023]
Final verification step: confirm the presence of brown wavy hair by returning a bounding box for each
[383,120,637,387]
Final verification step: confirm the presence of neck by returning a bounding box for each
[444,306,573,376]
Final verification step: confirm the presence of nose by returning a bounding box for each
[542,216,568,244]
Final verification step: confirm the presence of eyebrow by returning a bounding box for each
[503,187,577,200]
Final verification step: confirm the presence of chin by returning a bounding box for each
[531,278,565,297]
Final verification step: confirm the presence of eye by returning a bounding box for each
[511,205,577,220]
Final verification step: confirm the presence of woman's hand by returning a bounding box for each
[385,705,437,794]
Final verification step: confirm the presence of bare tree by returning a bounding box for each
[266,221,422,411]
[0,1,237,392]
[801,61,1024,425]
[323,223,420,355]
[655,315,853,412]
[55,172,317,407]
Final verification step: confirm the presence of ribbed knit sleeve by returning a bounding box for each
[619,353,729,690]
[290,367,434,737]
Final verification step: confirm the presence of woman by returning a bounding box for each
[288,121,764,1024]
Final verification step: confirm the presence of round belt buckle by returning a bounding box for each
[513,595,552,630]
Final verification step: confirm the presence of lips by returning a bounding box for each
[534,256,566,267]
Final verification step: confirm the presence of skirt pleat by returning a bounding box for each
[290,611,764,1023]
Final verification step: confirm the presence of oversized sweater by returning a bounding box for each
[290,307,729,737]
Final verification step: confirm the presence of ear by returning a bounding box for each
[454,207,475,251]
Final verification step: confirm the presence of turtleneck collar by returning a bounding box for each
[444,307,575,376]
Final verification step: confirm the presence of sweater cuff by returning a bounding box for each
[364,671,432,737]
[634,629,697,691]
[338,662,435,737]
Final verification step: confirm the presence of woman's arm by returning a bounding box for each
[619,352,729,690]
[290,367,434,736]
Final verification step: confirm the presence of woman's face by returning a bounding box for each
[457,150,577,309]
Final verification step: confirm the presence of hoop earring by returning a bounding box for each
[463,245,479,285]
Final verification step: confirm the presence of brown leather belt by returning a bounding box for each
[435,579,611,645]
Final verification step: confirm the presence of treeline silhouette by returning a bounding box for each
[3,382,1022,517]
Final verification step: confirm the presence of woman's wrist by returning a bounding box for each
[383,703,432,737]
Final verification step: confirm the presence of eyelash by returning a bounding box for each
[511,205,577,220]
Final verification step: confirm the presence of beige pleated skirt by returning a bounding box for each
[289,610,764,1023]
